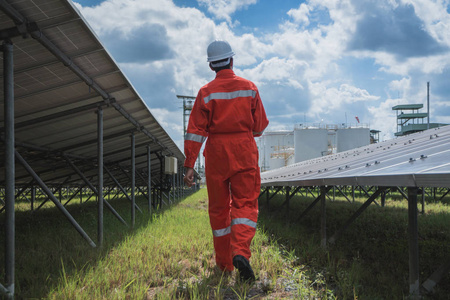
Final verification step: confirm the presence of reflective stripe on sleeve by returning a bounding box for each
[212,226,231,237]
[185,133,207,143]
[231,218,257,228]
[204,90,256,104]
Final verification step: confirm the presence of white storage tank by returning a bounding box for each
[257,131,293,171]
[294,128,328,162]
[269,157,285,170]
[336,128,370,152]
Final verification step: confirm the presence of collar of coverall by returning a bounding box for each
[215,68,235,78]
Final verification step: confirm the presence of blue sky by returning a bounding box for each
[72,0,450,149]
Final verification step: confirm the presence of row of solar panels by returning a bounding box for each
[261,125,450,188]
[0,0,185,188]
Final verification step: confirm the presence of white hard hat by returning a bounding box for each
[207,40,235,62]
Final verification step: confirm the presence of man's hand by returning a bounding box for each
[183,167,195,187]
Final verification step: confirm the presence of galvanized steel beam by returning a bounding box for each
[131,132,136,227]
[0,0,26,24]
[297,186,333,221]
[335,185,352,203]
[65,156,128,226]
[58,128,137,153]
[320,186,327,248]
[15,150,96,248]
[13,100,115,130]
[2,39,15,300]
[63,186,83,207]
[408,187,420,297]
[328,187,387,245]
[0,47,103,77]
[266,186,283,207]
[97,107,104,246]
[104,166,142,214]
[147,145,152,213]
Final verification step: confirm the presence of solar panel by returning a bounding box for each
[0,0,184,186]
[261,125,450,188]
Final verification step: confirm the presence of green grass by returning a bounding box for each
[1,189,326,299]
[258,191,450,299]
[1,188,449,299]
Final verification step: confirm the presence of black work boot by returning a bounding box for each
[233,255,255,283]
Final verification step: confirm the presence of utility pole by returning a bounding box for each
[176,95,201,171]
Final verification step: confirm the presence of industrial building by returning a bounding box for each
[257,124,371,171]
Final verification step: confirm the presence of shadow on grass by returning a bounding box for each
[257,193,450,299]
[0,189,200,299]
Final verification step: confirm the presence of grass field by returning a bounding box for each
[1,187,449,299]
[258,188,450,299]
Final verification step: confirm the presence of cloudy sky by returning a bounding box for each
[72,0,450,150]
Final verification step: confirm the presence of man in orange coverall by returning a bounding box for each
[183,40,269,282]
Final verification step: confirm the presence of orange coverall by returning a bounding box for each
[184,69,269,271]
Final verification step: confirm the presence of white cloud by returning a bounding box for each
[197,0,258,23]
[73,0,450,148]
[287,3,310,26]
[368,97,406,139]
[386,77,412,100]
[402,0,450,45]
[310,82,380,116]
[150,108,184,149]
[238,57,308,89]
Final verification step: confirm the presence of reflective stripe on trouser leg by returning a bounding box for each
[229,149,260,260]
[206,173,233,271]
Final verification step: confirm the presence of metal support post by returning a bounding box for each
[180,166,182,198]
[97,107,104,246]
[103,167,141,214]
[63,186,83,207]
[352,186,355,202]
[3,39,15,299]
[65,158,128,226]
[285,186,291,216]
[329,188,385,244]
[175,170,178,201]
[131,132,136,227]
[177,166,180,200]
[297,186,332,221]
[408,187,420,297]
[421,188,425,214]
[320,186,327,248]
[176,166,179,200]
[333,186,335,201]
[158,153,163,206]
[335,185,351,203]
[172,173,176,203]
[147,145,152,213]
[15,150,96,247]
[31,186,36,211]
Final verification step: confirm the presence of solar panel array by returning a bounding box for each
[261,125,450,188]
[0,0,184,188]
